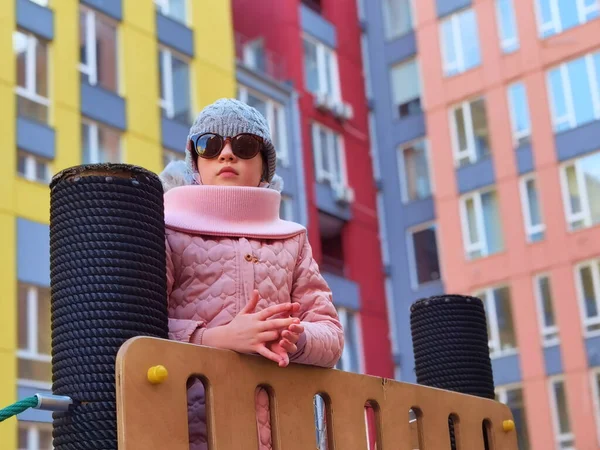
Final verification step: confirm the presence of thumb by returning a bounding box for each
[240,289,260,314]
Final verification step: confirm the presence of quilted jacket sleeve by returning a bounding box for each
[289,232,344,368]
[165,236,207,344]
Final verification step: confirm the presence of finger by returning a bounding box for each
[240,289,260,314]
[288,324,304,335]
[280,339,297,354]
[260,317,299,331]
[256,345,284,365]
[290,302,301,313]
[257,303,294,320]
[257,330,280,342]
[279,352,290,368]
[281,330,299,345]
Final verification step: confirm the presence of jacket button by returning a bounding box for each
[244,254,253,262]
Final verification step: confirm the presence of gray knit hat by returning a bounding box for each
[184,98,277,182]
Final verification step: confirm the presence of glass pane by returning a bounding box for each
[35,39,48,97]
[171,55,191,124]
[319,128,330,174]
[565,165,582,216]
[167,0,186,23]
[273,105,284,157]
[506,388,530,450]
[333,134,344,186]
[553,380,571,434]
[81,123,92,164]
[38,287,51,356]
[303,39,319,93]
[79,10,88,67]
[594,53,600,102]
[412,226,441,285]
[493,286,516,351]
[580,265,598,319]
[482,191,504,255]
[324,50,336,97]
[497,0,519,52]
[548,68,569,132]
[246,93,268,119]
[557,0,580,31]
[18,423,28,449]
[465,197,479,245]
[581,152,600,226]
[538,276,556,329]
[158,50,166,103]
[453,106,468,153]
[35,159,47,182]
[17,153,27,177]
[14,31,28,89]
[441,19,457,75]
[567,57,595,127]
[459,9,482,71]
[390,59,420,110]
[508,83,530,143]
[17,96,48,123]
[18,358,52,382]
[526,179,543,227]
[383,0,412,40]
[17,284,28,351]
[402,141,431,201]
[537,0,555,37]
[98,126,121,163]
[345,313,360,373]
[470,98,490,161]
[96,16,118,92]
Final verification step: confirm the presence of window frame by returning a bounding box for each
[533,273,559,346]
[335,307,363,374]
[548,376,575,449]
[406,221,441,290]
[519,174,546,243]
[459,187,502,260]
[475,284,518,359]
[591,368,600,445]
[79,6,120,92]
[382,0,415,41]
[495,0,520,53]
[440,8,480,76]
[16,284,52,390]
[81,119,122,164]
[14,30,50,122]
[559,157,595,231]
[302,34,341,103]
[507,82,531,147]
[449,97,487,167]
[17,151,52,184]
[535,0,600,38]
[389,58,422,119]
[574,257,600,337]
[397,138,433,204]
[154,0,188,25]
[311,122,348,189]
[280,195,294,221]
[18,421,53,450]
[158,46,192,123]
[237,85,289,166]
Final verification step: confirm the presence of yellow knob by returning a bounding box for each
[503,420,515,432]
[147,365,168,384]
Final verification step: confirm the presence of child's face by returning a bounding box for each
[196,141,264,187]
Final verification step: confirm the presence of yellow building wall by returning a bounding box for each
[1,0,236,448]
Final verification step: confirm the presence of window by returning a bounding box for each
[238,86,288,166]
[81,121,122,164]
[280,196,294,221]
[29,0,50,6]
[335,308,361,373]
[155,0,187,24]
[592,370,600,443]
[460,189,504,260]
[163,149,181,168]
[390,59,422,118]
[312,123,347,188]
[534,274,559,345]
[159,48,191,124]
[18,421,53,450]
[440,8,481,76]
[549,377,575,449]
[519,175,545,242]
[17,283,51,386]
[496,386,530,450]
[475,285,517,357]
[383,0,413,40]
[319,212,345,276]
[13,31,49,123]
[79,6,119,92]
[507,82,531,146]
[560,151,600,231]
[575,258,600,335]
[408,223,441,288]
[547,51,600,133]
[17,151,51,183]
[450,98,490,167]
[303,36,341,102]
[496,0,519,53]
[536,0,599,38]
[399,139,432,202]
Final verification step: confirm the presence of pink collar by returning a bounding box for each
[163,185,305,238]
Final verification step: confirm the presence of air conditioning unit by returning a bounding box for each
[314,92,329,110]
[331,101,354,121]
[332,184,355,205]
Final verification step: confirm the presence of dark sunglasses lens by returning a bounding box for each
[232,134,261,159]
[196,134,222,159]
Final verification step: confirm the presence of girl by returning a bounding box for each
[160,98,344,450]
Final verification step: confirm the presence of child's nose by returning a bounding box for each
[219,142,236,160]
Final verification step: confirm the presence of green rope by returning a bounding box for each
[0,396,38,422]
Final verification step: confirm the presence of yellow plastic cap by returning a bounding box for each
[503,420,515,432]
[147,365,168,384]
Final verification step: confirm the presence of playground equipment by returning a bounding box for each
[1,164,519,449]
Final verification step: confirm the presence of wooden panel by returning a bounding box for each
[116,337,520,450]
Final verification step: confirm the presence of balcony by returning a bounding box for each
[235,32,286,82]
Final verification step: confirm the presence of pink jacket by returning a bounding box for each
[164,185,344,449]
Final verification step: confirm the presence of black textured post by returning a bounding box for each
[410,294,495,449]
[49,164,169,449]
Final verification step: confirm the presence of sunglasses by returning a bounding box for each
[189,132,264,160]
